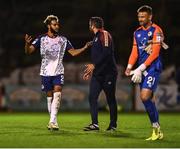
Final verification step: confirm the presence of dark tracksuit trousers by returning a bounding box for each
[89,74,117,127]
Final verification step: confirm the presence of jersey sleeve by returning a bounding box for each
[32,36,41,49]
[128,34,138,67]
[66,40,74,51]
[152,26,164,45]
[144,27,163,67]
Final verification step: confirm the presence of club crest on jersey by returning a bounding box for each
[148,31,152,37]
[94,37,98,42]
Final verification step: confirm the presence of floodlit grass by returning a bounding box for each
[0,112,179,148]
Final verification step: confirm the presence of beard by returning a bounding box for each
[139,21,143,26]
[139,21,148,27]
[50,27,58,34]
[139,19,151,27]
[89,27,95,35]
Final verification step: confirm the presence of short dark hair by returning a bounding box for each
[44,15,59,25]
[137,5,152,15]
[89,17,104,29]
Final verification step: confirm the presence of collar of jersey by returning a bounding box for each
[46,33,59,38]
[141,23,154,31]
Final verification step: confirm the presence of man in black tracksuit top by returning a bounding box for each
[83,17,118,131]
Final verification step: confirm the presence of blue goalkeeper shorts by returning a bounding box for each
[41,74,64,92]
[140,70,160,92]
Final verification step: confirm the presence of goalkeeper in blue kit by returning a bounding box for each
[125,5,168,140]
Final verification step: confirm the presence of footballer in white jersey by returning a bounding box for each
[25,15,92,130]
[32,34,72,76]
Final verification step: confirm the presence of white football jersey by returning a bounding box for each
[32,34,73,76]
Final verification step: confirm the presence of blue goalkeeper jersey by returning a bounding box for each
[134,23,164,72]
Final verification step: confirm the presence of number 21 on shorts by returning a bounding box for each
[147,76,155,87]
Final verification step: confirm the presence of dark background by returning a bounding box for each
[0,0,179,77]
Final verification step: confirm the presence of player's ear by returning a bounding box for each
[149,15,152,21]
[91,24,95,30]
[47,24,50,29]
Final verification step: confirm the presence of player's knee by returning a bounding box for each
[47,91,53,97]
[107,96,116,104]
[140,94,152,101]
[140,89,153,101]
[54,85,62,92]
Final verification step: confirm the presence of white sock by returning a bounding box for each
[152,122,160,128]
[47,97,53,114]
[50,92,61,124]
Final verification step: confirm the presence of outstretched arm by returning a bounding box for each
[25,34,36,54]
[68,41,92,56]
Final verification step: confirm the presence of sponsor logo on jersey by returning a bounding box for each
[94,37,98,42]
[148,31,152,37]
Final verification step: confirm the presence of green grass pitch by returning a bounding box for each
[0,112,179,148]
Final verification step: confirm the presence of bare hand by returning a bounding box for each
[125,68,132,76]
[25,34,33,44]
[84,64,95,74]
[84,41,93,49]
[83,72,91,80]
[83,64,94,80]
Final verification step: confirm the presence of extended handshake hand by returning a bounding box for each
[84,41,93,49]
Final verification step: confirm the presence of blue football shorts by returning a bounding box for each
[41,74,64,92]
[140,70,160,92]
